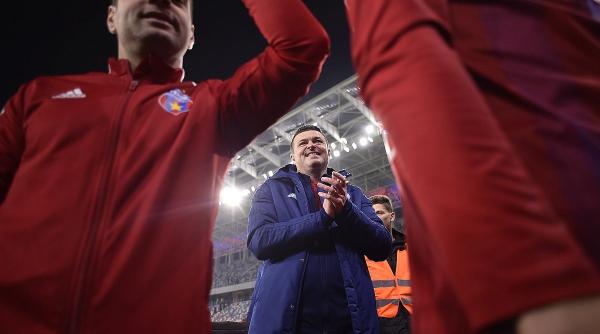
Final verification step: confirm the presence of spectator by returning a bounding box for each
[367,195,411,334]
[246,124,391,333]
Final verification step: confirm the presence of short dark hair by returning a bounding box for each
[290,124,326,152]
[370,195,393,213]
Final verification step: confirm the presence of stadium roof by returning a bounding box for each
[212,75,398,255]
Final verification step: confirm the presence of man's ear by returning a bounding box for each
[107,5,117,35]
[188,25,195,50]
[290,153,295,162]
[390,211,395,222]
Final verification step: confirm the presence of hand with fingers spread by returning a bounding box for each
[318,171,348,218]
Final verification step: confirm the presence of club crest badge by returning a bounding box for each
[158,89,193,116]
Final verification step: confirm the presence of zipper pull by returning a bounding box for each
[129,80,139,91]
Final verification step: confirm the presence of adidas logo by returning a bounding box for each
[52,88,86,99]
[287,193,297,200]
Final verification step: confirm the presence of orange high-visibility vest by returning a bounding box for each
[366,248,413,317]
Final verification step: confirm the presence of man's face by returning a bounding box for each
[291,130,329,175]
[373,203,394,232]
[107,0,194,61]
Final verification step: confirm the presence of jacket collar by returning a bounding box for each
[272,164,300,180]
[273,164,337,181]
[392,229,407,250]
[108,56,185,83]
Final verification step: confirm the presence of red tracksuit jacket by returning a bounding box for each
[346,0,600,333]
[0,1,329,333]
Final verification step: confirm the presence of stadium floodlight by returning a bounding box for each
[220,186,245,207]
[333,150,341,157]
[352,142,358,150]
[365,124,375,134]
[359,137,368,147]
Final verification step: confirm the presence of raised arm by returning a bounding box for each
[216,0,330,155]
[247,183,331,261]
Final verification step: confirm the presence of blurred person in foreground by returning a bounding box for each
[345,0,600,333]
[0,0,329,332]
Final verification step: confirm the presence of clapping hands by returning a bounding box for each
[318,171,348,218]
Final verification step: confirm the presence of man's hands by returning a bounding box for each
[318,171,348,218]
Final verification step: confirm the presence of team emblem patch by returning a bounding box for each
[158,89,193,116]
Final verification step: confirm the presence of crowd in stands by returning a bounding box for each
[211,300,251,323]
[212,257,260,289]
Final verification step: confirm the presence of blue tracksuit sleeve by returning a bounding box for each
[337,189,392,261]
[247,182,330,261]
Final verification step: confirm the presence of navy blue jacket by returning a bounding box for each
[247,165,392,334]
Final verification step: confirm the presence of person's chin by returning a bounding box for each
[141,27,175,42]
[307,160,326,169]
[139,20,178,39]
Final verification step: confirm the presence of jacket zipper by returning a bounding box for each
[292,179,310,333]
[66,80,139,334]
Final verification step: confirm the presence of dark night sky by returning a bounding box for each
[1,0,354,105]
